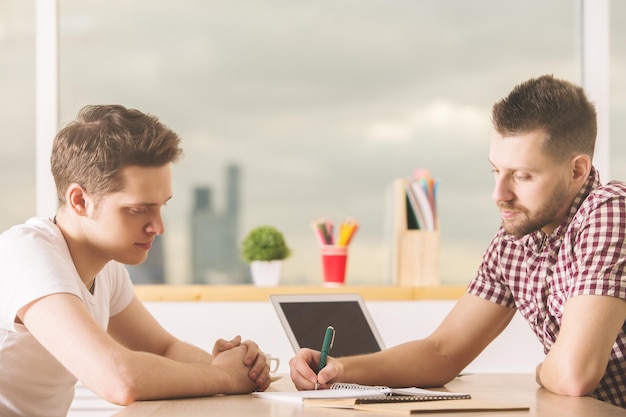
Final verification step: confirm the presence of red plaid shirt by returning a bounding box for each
[468,167,626,408]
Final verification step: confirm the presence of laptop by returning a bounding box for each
[270,293,385,357]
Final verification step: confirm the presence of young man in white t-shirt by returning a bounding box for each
[0,105,271,417]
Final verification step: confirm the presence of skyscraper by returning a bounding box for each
[191,164,250,284]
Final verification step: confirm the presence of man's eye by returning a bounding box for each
[129,208,147,214]
[514,174,530,181]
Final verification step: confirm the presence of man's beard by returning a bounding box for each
[499,186,568,237]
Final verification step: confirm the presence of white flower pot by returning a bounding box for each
[250,260,283,286]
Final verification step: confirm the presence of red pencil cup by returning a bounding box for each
[321,245,348,286]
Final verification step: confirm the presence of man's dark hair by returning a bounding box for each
[492,74,597,162]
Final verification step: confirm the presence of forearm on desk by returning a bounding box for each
[162,339,214,364]
[339,340,460,388]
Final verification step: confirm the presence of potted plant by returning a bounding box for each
[241,225,291,286]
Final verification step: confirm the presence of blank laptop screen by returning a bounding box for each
[271,294,384,357]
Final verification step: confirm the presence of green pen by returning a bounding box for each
[317,326,335,373]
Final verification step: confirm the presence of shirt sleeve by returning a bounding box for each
[467,229,517,308]
[568,187,626,300]
[0,226,82,331]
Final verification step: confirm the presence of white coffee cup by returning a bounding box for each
[265,354,280,373]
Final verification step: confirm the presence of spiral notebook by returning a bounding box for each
[352,399,530,414]
[252,382,470,405]
[253,382,528,413]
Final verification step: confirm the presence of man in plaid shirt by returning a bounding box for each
[289,75,626,408]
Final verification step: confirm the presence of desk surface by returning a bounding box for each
[112,373,625,417]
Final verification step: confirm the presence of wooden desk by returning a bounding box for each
[112,373,625,417]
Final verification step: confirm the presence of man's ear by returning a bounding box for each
[66,183,89,216]
[571,154,591,184]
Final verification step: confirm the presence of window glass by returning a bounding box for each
[0,2,36,233]
[58,0,579,285]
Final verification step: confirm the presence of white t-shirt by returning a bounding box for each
[0,217,135,417]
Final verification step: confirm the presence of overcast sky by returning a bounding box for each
[1,1,625,284]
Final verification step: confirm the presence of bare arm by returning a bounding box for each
[537,294,626,396]
[290,294,516,390]
[19,294,270,405]
[108,295,268,381]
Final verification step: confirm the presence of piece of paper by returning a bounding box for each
[252,387,390,403]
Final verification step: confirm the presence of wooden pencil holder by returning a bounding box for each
[393,229,440,286]
[389,178,440,286]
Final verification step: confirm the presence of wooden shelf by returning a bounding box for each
[134,285,466,302]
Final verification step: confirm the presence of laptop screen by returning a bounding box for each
[270,294,385,357]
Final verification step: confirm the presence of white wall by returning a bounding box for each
[143,300,545,374]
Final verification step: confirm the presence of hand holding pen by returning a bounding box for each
[315,326,335,390]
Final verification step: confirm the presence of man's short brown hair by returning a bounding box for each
[491,75,597,162]
[51,104,183,206]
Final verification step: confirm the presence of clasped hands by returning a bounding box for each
[212,335,271,392]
